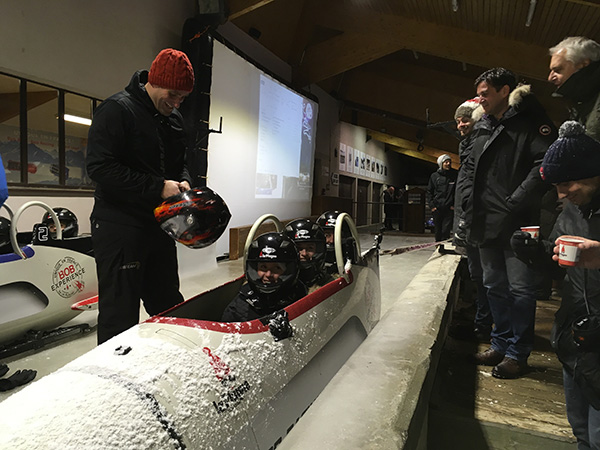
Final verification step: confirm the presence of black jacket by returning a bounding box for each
[426,169,456,210]
[553,60,600,141]
[86,70,191,228]
[383,189,395,215]
[464,85,557,247]
[549,195,600,408]
[221,282,307,322]
[453,132,478,235]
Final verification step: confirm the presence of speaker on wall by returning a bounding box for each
[197,0,227,26]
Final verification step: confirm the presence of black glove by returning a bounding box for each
[510,230,545,266]
[0,369,37,392]
[453,218,469,248]
[0,363,8,378]
[266,310,294,342]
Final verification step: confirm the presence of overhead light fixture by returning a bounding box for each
[525,0,537,26]
[64,114,92,126]
[452,0,459,12]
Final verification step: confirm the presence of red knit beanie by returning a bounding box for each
[148,48,195,92]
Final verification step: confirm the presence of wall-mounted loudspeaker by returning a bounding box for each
[197,0,227,26]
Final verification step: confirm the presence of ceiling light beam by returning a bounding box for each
[525,0,537,26]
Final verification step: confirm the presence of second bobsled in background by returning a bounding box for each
[0,201,98,348]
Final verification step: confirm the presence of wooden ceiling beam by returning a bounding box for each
[339,69,469,126]
[287,0,321,68]
[338,108,460,155]
[565,0,600,7]
[227,0,276,20]
[338,60,569,126]
[296,4,551,85]
[0,91,57,123]
[368,130,460,167]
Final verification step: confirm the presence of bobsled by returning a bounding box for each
[0,201,98,346]
[0,213,381,450]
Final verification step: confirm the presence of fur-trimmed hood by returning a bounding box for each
[482,83,543,122]
[471,105,484,122]
[508,83,531,108]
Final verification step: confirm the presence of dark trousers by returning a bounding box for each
[433,207,453,242]
[384,212,395,230]
[563,368,600,449]
[466,245,493,330]
[479,246,538,361]
[92,219,184,344]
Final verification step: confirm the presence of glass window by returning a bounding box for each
[27,82,59,185]
[0,72,98,190]
[0,74,22,183]
[64,93,93,187]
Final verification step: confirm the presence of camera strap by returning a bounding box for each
[583,269,591,315]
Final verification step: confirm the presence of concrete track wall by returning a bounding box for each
[280,250,461,449]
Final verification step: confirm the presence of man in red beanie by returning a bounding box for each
[87,48,195,344]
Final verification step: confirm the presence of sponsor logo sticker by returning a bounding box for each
[51,256,85,298]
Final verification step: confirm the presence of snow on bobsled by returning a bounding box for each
[0,201,98,346]
[0,212,381,450]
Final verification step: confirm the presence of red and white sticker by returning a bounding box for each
[51,256,86,298]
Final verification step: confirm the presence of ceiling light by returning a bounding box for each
[64,114,92,126]
[525,0,537,26]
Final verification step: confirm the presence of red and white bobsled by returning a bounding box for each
[0,201,98,345]
[0,213,381,450]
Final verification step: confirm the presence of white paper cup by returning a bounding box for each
[558,237,585,266]
[521,225,540,241]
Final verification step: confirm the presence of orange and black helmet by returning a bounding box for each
[154,187,231,249]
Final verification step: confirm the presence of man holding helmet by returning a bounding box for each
[86,48,194,344]
[222,232,307,323]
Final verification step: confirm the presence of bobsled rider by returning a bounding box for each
[86,48,194,344]
[0,217,10,251]
[222,232,307,322]
[316,210,357,275]
[41,207,78,238]
[285,218,333,290]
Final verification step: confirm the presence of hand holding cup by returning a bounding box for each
[553,235,600,268]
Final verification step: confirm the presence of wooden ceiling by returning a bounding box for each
[225,0,600,163]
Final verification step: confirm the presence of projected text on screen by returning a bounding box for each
[256,74,317,200]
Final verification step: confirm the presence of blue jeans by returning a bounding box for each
[564,368,600,449]
[466,245,492,330]
[479,246,538,361]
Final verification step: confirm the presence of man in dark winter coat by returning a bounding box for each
[464,68,558,379]
[383,185,396,230]
[87,48,194,344]
[512,121,600,448]
[549,36,600,141]
[427,154,456,242]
